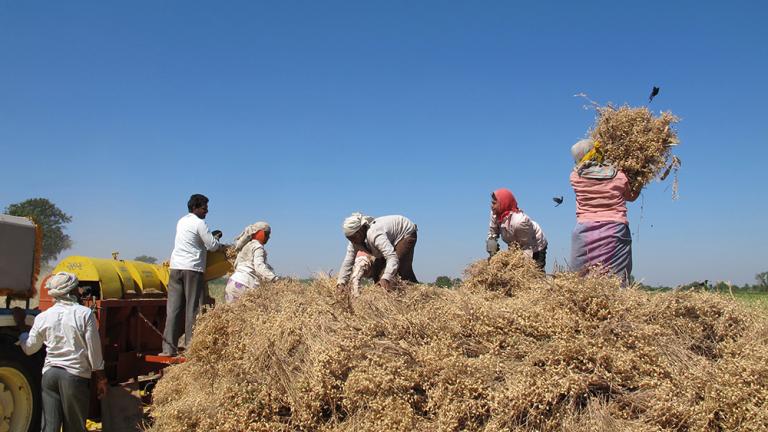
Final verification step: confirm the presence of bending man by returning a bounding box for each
[337,213,418,291]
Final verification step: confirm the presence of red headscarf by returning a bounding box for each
[493,188,521,223]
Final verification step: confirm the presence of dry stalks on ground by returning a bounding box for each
[149,250,767,432]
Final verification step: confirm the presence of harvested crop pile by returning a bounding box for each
[588,104,681,196]
[149,251,768,432]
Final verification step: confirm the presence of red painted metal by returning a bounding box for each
[39,291,172,385]
[143,354,187,365]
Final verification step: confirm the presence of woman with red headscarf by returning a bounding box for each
[225,222,278,303]
[487,188,548,270]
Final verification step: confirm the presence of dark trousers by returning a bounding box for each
[162,269,205,354]
[41,367,90,432]
[370,232,418,283]
[532,248,547,271]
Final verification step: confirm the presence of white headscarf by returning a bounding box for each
[233,222,271,253]
[571,138,595,163]
[46,272,79,300]
[232,222,271,267]
[342,212,374,237]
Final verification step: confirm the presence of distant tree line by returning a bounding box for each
[639,271,768,292]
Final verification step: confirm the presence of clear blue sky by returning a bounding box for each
[1,1,766,286]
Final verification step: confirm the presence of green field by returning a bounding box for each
[731,291,768,312]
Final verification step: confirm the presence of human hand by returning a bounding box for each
[379,279,392,291]
[486,238,499,257]
[93,371,108,400]
[12,307,27,330]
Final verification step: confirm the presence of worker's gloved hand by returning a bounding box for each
[211,230,223,240]
[486,238,499,257]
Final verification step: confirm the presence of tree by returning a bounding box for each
[435,276,453,288]
[6,198,72,264]
[134,255,158,264]
[755,272,768,291]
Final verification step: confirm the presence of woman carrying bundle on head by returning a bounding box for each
[225,222,278,303]
[486,188,548,270]
[569,139,640,285]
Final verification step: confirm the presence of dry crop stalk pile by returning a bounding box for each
[149,250,768,432]
[588,103,681,196]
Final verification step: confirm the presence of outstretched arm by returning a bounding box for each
[18,315,44,356]
[487,211,501,240]
[252,246,278,281]
[373,234,399,283]
[337,243,356,286]
[197,220,222,251]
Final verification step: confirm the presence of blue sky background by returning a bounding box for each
[1,1,766,286]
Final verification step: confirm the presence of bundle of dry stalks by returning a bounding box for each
[588,104,681,196]
[149,250,768,432]
[224,245,238,268]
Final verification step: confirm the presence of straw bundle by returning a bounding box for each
[149,250,768,432]
[589,104,681,196]
[224,245,238,268]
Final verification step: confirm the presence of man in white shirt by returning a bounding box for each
[161,194,223,356]
[337,213,418,291]
[16,272,107,432]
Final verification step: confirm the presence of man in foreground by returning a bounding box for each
[16,272,108,432]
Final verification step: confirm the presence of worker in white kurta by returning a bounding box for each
[487,188,548,270]
[16,272,108,432]
[337,213,418,291]
[162,194,223,356]
[225,222,278,303]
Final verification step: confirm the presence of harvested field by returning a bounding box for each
[149,250,768,431]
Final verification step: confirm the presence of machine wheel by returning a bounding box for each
[0,346,41,432]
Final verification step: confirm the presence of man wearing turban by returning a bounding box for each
[337,213,418,291]
[16,272,107,432]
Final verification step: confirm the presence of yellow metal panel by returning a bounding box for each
[124,261,166,294]
[204,250,232,282]
[53,253,228,297]
[153,264,170,287]
[53,256,126,299]
[54,256,101,282]
[109,261,138,297]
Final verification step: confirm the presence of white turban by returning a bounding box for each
[571,138,595,163]
[233,222,271,253]
[46,272,79,298]
[342,213,374,237]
